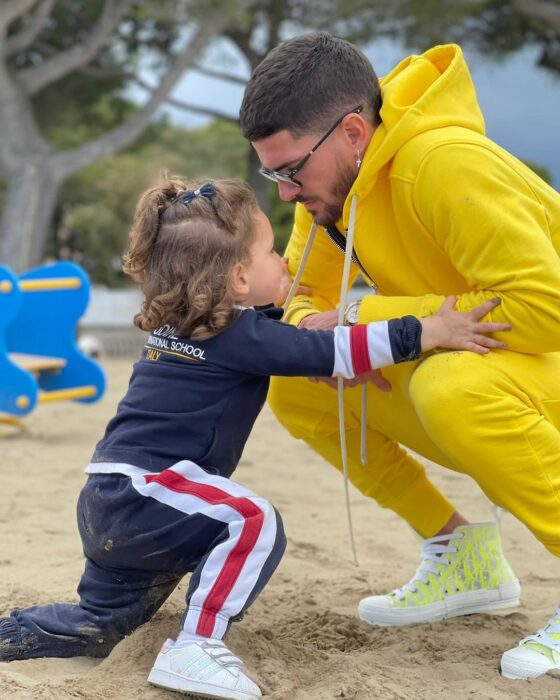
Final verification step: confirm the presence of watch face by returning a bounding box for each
[345,303,359,325]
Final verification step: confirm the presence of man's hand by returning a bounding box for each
[298,310,339,331]
[301,310,392,390]
[309,369,392,392]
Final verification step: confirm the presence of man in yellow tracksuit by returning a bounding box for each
[239,32,560,679]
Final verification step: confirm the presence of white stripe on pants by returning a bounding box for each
[130,460,280,638]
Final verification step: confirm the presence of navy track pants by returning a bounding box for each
[1,461,286,659]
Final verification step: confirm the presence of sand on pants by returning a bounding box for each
[1,357,559,699]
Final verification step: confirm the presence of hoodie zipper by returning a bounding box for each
[325,226,378,291]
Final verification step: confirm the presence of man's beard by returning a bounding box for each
[311,161,357,228]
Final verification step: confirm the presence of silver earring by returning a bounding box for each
[356,150,362,168]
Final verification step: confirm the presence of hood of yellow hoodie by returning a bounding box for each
[343,44,485,224]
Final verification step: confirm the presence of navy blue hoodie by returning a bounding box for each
[92,308,335,477]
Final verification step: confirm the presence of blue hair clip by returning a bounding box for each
[181,182,216,205]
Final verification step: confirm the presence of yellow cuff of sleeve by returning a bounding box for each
[283,307,319,327]
[283,294,337,327]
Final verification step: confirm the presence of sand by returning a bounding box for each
[1,357,559,699]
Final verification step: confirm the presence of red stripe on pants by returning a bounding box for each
[144,469,264,637]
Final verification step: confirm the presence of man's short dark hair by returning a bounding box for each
[239,32,382,141]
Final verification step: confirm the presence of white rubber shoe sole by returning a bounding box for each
[358,580,521,627]
[148,667,261,700]
[501,645,560,680]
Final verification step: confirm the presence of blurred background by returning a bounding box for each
[1,0,558,351]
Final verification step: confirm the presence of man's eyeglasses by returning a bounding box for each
[259,105,363,187]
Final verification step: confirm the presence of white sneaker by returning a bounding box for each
[501,606,560,680]
[147,638,262,699]
[358,522,520,626]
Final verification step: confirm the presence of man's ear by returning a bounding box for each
[343,112,371,150]
[230,261,250,299]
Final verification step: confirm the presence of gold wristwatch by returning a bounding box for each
[343,300,361,326]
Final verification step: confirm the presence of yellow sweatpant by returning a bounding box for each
[268,349,560,556]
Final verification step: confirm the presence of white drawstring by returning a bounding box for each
[360,386,368,466]
[282,212,359,566]
[337,195,359,566]
[492,504,506,528]
[282,222,317,312]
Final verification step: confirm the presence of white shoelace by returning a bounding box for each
[392,532,463,600]
[201,639,246,672]
[171,637,247,675]
[523,607,560,651]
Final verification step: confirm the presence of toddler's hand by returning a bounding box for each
[420,296,511,355]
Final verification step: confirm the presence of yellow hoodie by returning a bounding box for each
[284,44,560,355]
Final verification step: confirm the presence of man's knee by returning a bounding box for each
[409,351,492,434]
[543,540,560,557]
[267,376,295,428]
[268,376,339,439]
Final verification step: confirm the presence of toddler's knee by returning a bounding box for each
[271,506,287,559]
[84,630,121,658]
[251,498,287,563]
[254,498,285,538]
[82,611,140,657]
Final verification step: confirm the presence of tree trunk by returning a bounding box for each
[0,38,59,272]
[0,161,61,272]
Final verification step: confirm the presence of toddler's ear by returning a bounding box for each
[229,262,250,300]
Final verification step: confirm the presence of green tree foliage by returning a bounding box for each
[370,0,560,72]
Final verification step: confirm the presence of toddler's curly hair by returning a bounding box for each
[122,176,257,340]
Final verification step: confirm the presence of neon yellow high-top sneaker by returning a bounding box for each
[501,607,560,679]
[358,522,520,626]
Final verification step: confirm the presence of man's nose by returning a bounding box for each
[277,180,300,202]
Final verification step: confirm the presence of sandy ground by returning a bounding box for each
[1,357,559,699]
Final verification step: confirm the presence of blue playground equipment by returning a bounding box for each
[0,261,105,424]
